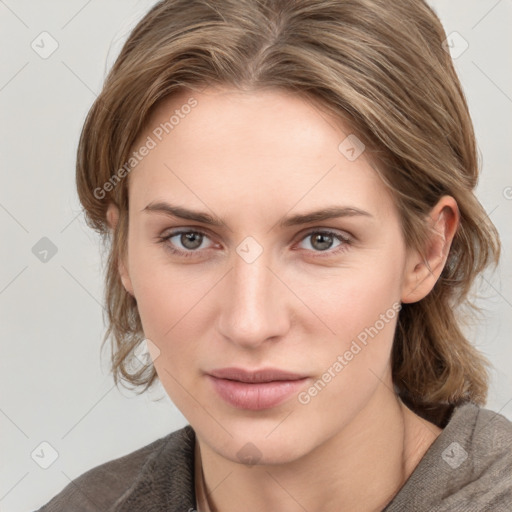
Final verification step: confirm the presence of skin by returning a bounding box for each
[107,86,459,512]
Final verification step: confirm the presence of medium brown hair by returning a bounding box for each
[76,0,501,427]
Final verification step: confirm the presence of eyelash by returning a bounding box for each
[156,228,352,259]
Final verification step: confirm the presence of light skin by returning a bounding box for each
[107,86,459,512]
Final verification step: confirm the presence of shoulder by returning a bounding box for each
[434,403,512,511]
[385,402,512,512]
[454,402,512,480]
[35,425,195,512]
[471,403,512,452]
[462,403,512,506]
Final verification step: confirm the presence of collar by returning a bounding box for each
[111,424,197,511]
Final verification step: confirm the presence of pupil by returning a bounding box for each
[313,233,332,251]
[182,232,202,249]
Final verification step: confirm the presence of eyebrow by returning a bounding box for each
[141,201,373,229]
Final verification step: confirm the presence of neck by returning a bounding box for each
[196,383,442,512]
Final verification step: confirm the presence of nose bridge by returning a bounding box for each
[217,248,288,347]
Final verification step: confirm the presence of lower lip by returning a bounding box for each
[207,376,308,410]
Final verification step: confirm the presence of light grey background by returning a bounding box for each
[0,1,510,510]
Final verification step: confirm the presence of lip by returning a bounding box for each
[207,367,309,410]
[209,367,307,383]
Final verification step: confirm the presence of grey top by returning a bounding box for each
[35,402,512,511]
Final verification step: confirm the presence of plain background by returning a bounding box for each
[0,1,510,510]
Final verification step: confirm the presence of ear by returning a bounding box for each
[106,202,135,297]
[401,195,459,304]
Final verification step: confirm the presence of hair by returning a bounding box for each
[76,0,501,427]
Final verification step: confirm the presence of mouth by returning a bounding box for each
[206,367,309,410]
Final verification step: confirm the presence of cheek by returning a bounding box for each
[130,258,207,411]
[294,273,402,433]
[323,294,399,383]
[127,252,225,401]
[133,268,205,343]
[296,253,404,396]
[294,255,403,338]
[127,233,201,327]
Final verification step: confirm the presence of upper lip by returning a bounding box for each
[208,367,308,383]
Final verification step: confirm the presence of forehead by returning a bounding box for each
[126,86,396,222]
[138,85,346,161]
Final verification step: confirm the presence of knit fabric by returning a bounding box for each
[35,402,512,512]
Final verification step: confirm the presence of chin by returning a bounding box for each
[199,419,317,467]
[222,439,311,468]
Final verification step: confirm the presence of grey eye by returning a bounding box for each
[176,232,204,250]
[300,232,342,252]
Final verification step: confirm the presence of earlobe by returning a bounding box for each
[118,259,135,298]
[106,202,119,231]
[401,196,459,304]
[106,203,135,297]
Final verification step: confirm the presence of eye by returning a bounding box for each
[295,229,352,257]
[157,228,352,259]
[157,229,214,258]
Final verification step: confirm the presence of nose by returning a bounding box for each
[216,250,291,349]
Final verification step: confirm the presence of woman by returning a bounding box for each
[37,0,512,510]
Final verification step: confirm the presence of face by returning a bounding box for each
[113,86,419,465]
